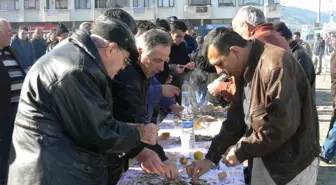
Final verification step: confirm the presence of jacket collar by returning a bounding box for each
[69,30,108,76]
[243,39,265,83]
[251,23,275,36]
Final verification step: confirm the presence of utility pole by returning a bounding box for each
[317,0,321,26]
[152,0,157,21]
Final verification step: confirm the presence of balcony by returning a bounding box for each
[184,5,212,19]
[41,8,72,22]
[188,0,211,6]
[24,9,40,22]
[0,10,21,22]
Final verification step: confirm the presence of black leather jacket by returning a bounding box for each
[290,40,316,89]
[7,31,141,185]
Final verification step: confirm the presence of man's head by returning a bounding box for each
[91,19,136,79]
[274,22,293,44]
[79,22,92,33]
[203,27,249,77]
[96,9,137,35]
[56,22,69,41]
[0,18,12,48]
[186,27,195,36]
[136,29,172,76]
[18,26,29,40]
[155,18,170,32]
[135,20,156,37]
[232,6,266,39]
[170,20,187,45]
[34,28,43,38]
[293,31,301,41]
[316,33,321,39]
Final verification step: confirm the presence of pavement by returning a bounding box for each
[314,55,336,185]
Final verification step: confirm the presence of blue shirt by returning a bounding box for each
[147,77,175,122]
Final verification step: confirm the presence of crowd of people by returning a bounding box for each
[0,5,336,185]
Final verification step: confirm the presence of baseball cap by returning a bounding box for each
[91,18,138,57]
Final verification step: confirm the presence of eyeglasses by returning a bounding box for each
[119,48,131,66]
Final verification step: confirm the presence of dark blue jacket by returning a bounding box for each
[31,38,47,61]
[10,37,34,69]
[147,77,175,122]
[184,34,198,54]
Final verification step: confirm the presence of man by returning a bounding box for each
[293,31,312,57]
[185,27,198,54]
[0,18,25,185]
[47,22,69,52]
[93,9,174,184]
[7,19,159,185]
[186,27,320,185]
[274,22,316,89]
[232,6,291,52]
[135,20,156,37]
[169,20,195,104]
[320,49,336,163]
[31,28,46,61]
[134,20,183,122]
[111,29,178,182]
[208,6,291,103]
[313,33,325,75]
[10,26,34,72]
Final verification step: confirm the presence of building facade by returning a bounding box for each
[0,0,281,32]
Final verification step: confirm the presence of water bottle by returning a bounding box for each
[181,104,195,152]
[181,80,190,107]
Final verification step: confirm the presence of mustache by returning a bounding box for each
[216,73,230,82]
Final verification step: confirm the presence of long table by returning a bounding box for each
[117,113,245,185]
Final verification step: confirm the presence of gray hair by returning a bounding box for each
[233,6,266,28]
[0,18,8,34]
[136,29,171,56]
[91,34,110,48]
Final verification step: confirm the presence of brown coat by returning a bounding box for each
[217,23,291,100]
[250,23,291,53]
[205,40,320,185]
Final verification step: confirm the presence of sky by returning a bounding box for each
[281,0,335,12]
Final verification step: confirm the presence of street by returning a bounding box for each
[315,55,336,185]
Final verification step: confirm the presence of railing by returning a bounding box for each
[188,0,211,6]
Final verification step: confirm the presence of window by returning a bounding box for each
[95,0,130,8]
[188,0,211,6]
[0,0,19,10]
[158,0,174,7]
[75,0,91,9]
[133,0,152,7]
[218,0,235,6]
[238,0,264,6]
[24,0,40,9]
[55,0,68,9]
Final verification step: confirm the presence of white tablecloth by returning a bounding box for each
[117,113,245,185]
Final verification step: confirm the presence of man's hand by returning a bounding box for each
[185,62,195,70]
[162,84,180,97]
[137,123,159,145]
[169,104,184,117]
[223,147,240,167]
[207,80,221,96]
[176,65,185,73]
[166,75,173,84]
[136,148,165,175]
[186,159,212,181]
[163,160,178,180]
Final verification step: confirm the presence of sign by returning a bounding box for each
[28,24,57,31]
[205,24,229,30]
